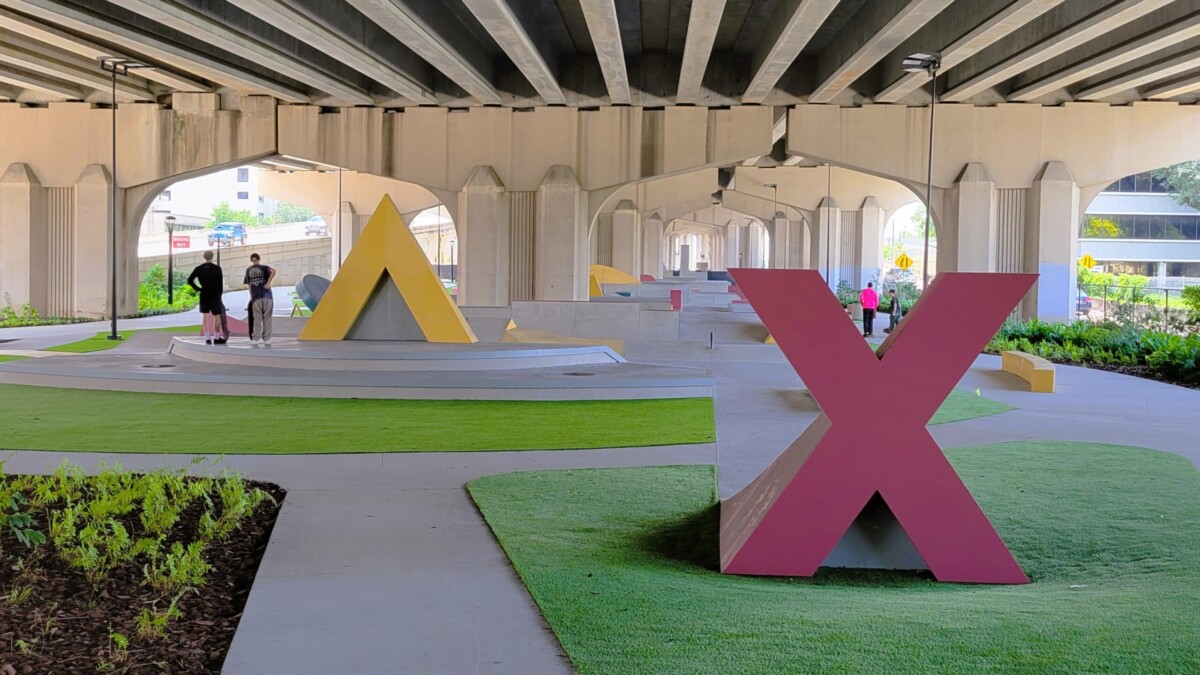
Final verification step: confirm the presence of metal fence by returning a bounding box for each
[1076,283,1194,329]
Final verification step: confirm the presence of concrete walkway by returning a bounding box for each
[1,308,1197,673]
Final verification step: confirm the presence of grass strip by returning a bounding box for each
[0,385,715,453]
[468,442,1200,674]
[42,325,202,353]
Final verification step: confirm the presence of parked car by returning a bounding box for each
[207,222,247,246]
[1077,295,1093,315]
[305,215,329,236]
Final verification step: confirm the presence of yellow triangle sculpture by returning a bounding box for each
[299,195,477,343]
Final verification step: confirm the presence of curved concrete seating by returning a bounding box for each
[1001,350,1055,393]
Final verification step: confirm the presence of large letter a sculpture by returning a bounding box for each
[300,195,476,343]
[721,270,1035,584]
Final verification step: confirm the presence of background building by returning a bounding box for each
[141,167,278,236]
[1081,172,1200,287]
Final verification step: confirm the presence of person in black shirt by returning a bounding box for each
[187,251,226,344]
[244,253,276,345]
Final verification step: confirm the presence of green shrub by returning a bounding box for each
[138,264,198,313]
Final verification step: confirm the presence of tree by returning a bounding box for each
[1154,161,1200,209]
[208,201,257,228]
[272,202,316,224]
[1083,216,1119,238]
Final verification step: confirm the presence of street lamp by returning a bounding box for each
[903,52,941,290]
[98,56,153,341]
[165,215,176,305]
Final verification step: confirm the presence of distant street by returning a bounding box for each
[138,221,315,258]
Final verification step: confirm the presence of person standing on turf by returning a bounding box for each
[244,252,276,346]
[187,251,226,344]
[859,282,879,338]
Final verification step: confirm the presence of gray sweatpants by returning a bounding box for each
[251,297,274,341]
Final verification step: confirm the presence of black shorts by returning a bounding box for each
[198,297,225,315]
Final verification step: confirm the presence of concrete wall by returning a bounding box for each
[138,237,331,290]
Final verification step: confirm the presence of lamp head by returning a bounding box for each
[902,53,941,74]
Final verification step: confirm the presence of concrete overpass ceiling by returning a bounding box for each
[0,0,1197,106]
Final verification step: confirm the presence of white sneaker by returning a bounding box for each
[263,339,271,347]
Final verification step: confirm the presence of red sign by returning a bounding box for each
[172,235,190,250]
[721,269,1036,584]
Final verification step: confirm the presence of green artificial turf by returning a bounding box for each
[42,325,202,353]
[0,355,29,363]
[0,384,715,453]
[469,442,1200,674]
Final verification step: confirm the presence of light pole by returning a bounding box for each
[437,204,444,278]
[165,215,176,305]
[98,56,152,341]
[903,52,941,290]
[764,183,778,270]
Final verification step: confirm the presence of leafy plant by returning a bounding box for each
[138,263,199,313]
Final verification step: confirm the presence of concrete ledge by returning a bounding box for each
[511,300,680,341]
[169,337,624,371]
[0,351,713,401]
[1001,350,1055,393]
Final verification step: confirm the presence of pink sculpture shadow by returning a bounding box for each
[721,270,1035,584]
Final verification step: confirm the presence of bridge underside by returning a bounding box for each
[1,0,1199,323]
[0,0,1198,108]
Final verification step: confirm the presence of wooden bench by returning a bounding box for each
[1001,351,1055,393]
[290,298,313,317]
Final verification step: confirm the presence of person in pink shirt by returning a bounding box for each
[859,282,879,337]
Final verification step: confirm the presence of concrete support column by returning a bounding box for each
[945,163,998,273]
[771,212,790,269]
[535,166,587,300]
[641,213,664,279]
[610,200,640,276]
[458,166,510,307]
[745,221,766,268]
[858,197,885,288]
[0,163,48,313]
[1024,161,1079,321]
[724,220,741,270]
[331,201,361,272]
[74,165,111,317]
[814,197,842,287]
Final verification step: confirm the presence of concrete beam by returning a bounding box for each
[4,0,309,102]
[1010,11,1200,101]
[461,0,565,104]
[876,0,1067,103]
[0,8,209,92]
[676,0,726,104]
[120,0,372,104]
[579,0,631,104]
[809,0,955,104]
[1143,71,1200,99]
[0,82,16,99]
[238,0,436,103]
[1075,47,1200,100]
[742,0,841,104]
[0,64,81,99]
[941,0,1173,102]
[340,0,495,103]
[0,34,153,100]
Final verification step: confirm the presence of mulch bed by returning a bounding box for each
[0,481,284,674]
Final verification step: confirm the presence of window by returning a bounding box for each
[1082,214,1200,240]
[237,191,249,200]
[160,190,171,201]
[1102,172,1172,193]
[237,168,249,182]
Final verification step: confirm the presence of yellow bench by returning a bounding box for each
[1001,351,1055,393]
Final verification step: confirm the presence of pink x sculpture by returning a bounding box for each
[720,270,1035,584]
